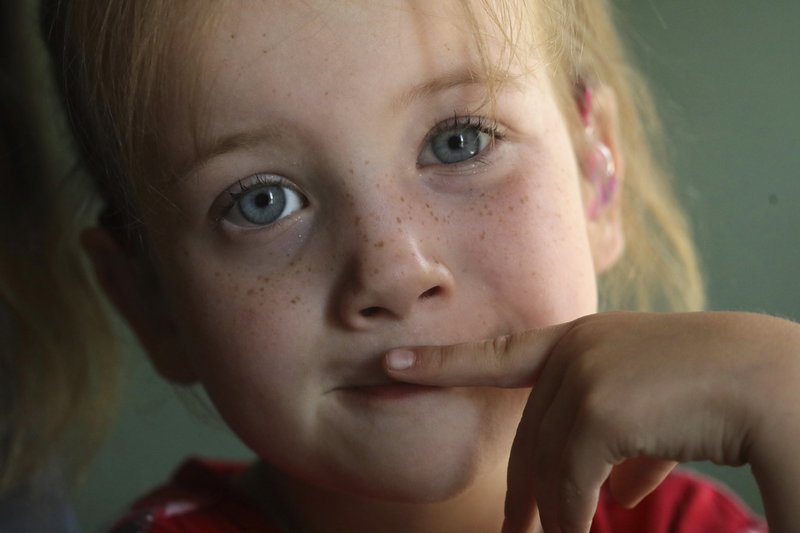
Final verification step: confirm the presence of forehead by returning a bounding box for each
[205,1,501,75]
[163,0,542,171]
[210,2,475,110]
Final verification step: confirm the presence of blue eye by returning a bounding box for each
[223,177,305,227]
[418,116,497,166]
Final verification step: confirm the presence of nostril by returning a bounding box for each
[355,287,443,320]
[360,306,382,318]
[419,286,441,299]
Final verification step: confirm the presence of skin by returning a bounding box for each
[81,1,800,532]
[387,312,800,533]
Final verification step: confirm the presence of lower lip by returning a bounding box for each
[339,383,444,401]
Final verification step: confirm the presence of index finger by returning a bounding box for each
[383,321,574,388]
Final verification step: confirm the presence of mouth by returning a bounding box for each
[334,382,446,402]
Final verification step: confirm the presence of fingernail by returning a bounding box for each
[386,349,415,371]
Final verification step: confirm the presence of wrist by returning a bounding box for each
[739,314,800,531]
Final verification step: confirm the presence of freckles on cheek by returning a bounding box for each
[464,177,549,251]
[164,251,319,372]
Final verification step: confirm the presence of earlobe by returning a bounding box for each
[577,84,626,273]
[81,227,198,384]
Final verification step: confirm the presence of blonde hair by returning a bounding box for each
[1,0,117,494]
[39,0,703,397]
[43,0,214,248]
[463,0,704,312]
[43,0,703,315]
[541,0,704,312]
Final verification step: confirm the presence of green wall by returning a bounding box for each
[73,2,799,530]
[614,0,800,517]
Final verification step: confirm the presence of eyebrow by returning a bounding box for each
[177,123,285,180]
[393,68,490,111]
[392,67,519,112]
[180,68,514,179]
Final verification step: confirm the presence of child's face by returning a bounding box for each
[135,1,614,501]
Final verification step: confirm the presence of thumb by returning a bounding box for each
[383,322,573,388]
[609,458,677,508]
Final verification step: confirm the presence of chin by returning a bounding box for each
[351,450,486,503]
[256,388,524,505]
[318,402,519,503]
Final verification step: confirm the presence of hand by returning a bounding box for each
[384,311,800,533]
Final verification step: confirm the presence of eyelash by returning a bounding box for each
[421,114,506,168]
[214,174,300,224]
[211,114,505,227]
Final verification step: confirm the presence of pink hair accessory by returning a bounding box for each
[577,81,618,217]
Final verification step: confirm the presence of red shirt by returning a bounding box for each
[111,458,766,532]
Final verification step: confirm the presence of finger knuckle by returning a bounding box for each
[560,314,611,353]
[489,333,512,361]
[433,344,460,373]
[576,388,622,435]
[477,334,512,385]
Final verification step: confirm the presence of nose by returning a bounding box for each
[335,223,455,330]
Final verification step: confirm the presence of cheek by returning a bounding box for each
[454,170,598,327]
[156,245,324,419]
[156,247,348,467]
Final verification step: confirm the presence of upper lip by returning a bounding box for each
[332,382,443,396]
[325,329,510,392]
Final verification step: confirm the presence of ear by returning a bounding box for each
[81,227,198,384]
[579,84,625,273]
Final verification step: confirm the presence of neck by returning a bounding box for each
[238,459,539,533]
